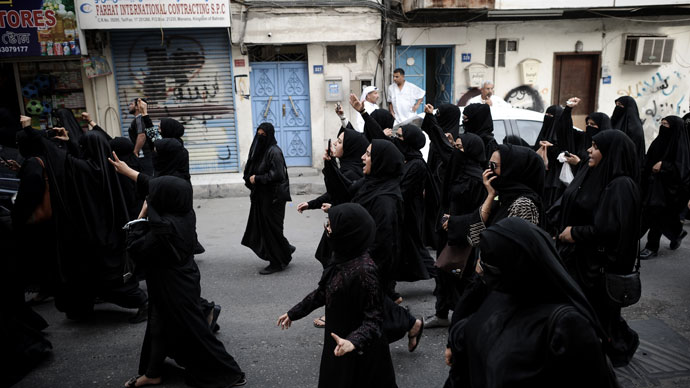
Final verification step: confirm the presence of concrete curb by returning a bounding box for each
[191,169,326,199]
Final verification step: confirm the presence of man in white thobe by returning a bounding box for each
[467,80,512,108]
[387,68,425,125]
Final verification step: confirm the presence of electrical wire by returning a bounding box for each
[587,10,690,23]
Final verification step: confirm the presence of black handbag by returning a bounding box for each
[435,242,472,275]
[604,251,641,308]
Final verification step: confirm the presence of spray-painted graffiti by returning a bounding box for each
[117,32,237,172]
[504,85,545,113]
[616,70,689,142]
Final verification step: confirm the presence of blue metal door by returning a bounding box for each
[250,62,311,166]
[395,46,426,114]
[434,47,454,105]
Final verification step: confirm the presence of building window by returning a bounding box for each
[485,39,507,67]
[327,45,357,63]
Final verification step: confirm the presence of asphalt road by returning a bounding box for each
[12,195,690,388]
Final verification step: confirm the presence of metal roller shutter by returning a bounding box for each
[111,28,238,173]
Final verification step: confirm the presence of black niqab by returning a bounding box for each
[436,104,460,139]
[645,115,690,192]
[160,118,185,142]
[462,103,494,140]
[147,176,197,259]
[327,203,376,264]
[493,144,545,211]
[55,108,83,145]
[536,105,564,145]
[244,122,278,182]
[153,138,191,181]
[370,109,395,130]
[442,133,485,209]
[611,96,646,167]
[339,128,368,178]
[399,124,425,161]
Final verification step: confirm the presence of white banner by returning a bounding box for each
[75,0,230,30]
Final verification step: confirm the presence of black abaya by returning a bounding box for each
[445,218,618,388]
[110,137,144,220]
[462,103,498,160]
[126,176,245,387]
[287,203,397,388]
[611,96,646,171]
[557,129,641,367]
[241,123,293,269]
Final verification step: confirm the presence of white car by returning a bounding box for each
[461,106,546,147]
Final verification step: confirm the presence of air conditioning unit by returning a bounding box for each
[622,35,674,65]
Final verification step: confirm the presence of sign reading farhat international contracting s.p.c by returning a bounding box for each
[75,0,230,30]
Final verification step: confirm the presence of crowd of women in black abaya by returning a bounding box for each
[3,88,690,388]
[286,92,690,387]
[2,108,245,388]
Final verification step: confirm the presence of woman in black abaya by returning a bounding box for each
[445,218,618,388]
[110,137,143,220]
[297,127,369,266]
[639,116,690,258]
[278,203,397,388]
[426,133,487,328]
[611,96,646,171]
[462,103,497,160]
[241,122,294,275]
[124,176,245,388]
[556,129,641,367]
[154,118,191,181]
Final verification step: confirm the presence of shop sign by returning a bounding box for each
[0,0,81,58]
[75,0,231,30]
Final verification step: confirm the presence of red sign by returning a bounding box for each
[234,59,245,67]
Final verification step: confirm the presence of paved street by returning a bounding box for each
[12,195,690,388]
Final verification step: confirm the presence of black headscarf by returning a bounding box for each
[110,137,141,171]
[370,109,395,130]
[244,122,278,182]
[436,104,460,139]
[493,144,545,212]
[352,139,403,207]
[462,103,494,141]
[611,96,646,165]
[327,203,376,263]
[502,135,530,146]
[153,138,190,181]
[645,116,690,191]
[338,128,368,179]
[479,217,605,337]
[535,105,564,145]
[442,133,485,209]
[55,108,83,145]
[559,130,639,226]
[146,176,197,260]
[586,112,612,134]
[398,124,425,161]
[160,118,185,142]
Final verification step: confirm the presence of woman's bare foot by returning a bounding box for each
[124,375,162,387]
[408,319,424,352]
[313,315,326,328]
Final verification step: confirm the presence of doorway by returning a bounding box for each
[552,52,601,129]
[249,45,311,167]
[395,46,454,111]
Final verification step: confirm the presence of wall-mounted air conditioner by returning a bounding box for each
[622,35,674,66]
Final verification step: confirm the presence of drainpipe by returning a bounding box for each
[382,0,393,102]
[493,23,499,85]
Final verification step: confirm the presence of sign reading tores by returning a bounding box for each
[75,0,231,29]
[0,0,81,58]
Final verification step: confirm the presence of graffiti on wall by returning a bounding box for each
[616,70,689,142]
[116,33,237,172]
[504,85,545,113]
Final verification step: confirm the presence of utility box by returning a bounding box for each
[325,76,343,102]
[519,58,541,86]
[465,63,489,88]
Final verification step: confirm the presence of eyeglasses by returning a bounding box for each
[488,161,500,171]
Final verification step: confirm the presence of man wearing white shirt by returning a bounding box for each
[387,68,425,124]
[467,80,511,108]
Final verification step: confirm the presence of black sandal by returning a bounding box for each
[408,319,424,352]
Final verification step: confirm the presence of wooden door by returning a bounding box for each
[552,53,600,130]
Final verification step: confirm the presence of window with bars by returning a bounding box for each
[327,45,357,63]
[485,39,506,67]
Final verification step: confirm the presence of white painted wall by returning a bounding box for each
[82,34,122,138]
[400,18,690,145]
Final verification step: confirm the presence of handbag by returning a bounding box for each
[27,157,52,224]
[435,242,472,275]
[603,251,641,308]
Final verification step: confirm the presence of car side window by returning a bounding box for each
[515,120,542,146]
[493,120,507,145]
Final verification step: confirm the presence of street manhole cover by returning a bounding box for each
[616,318,690,387]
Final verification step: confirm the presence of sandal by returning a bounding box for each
[408,319,424,352]
[124,375,161,388]
[313,316,326,328]
[231,377,247,386]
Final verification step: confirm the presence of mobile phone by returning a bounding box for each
[564,151,571,157]
[327,139,332,157]
[336,102,342,110]
[441,214,450,224]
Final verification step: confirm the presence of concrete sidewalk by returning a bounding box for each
[191,167,326,199]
